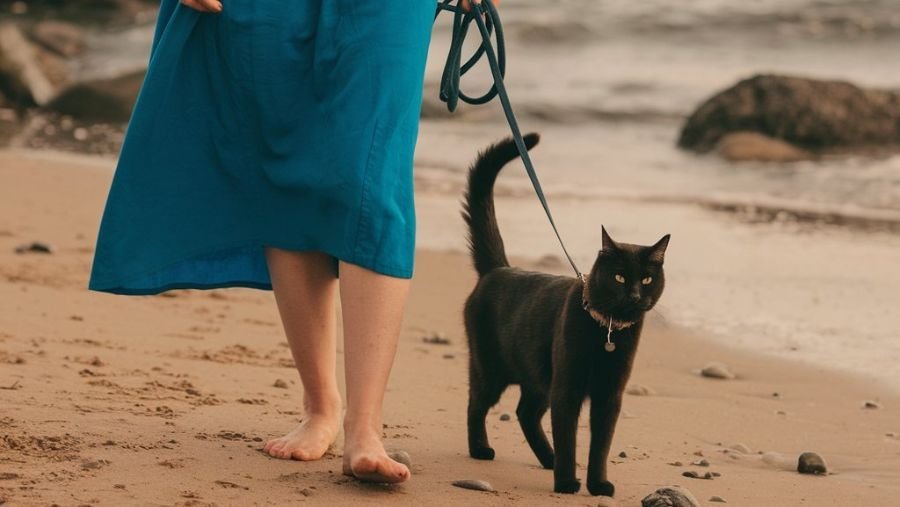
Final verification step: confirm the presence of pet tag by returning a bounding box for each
[604,342,616,352]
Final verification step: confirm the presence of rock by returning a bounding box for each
[499,413,511,422]
[797,452,827,475]
[863,400,881,409]
[388,450,412,469]
[682,470,714,480]
[692,458,710,467]
[678,74,900,156]
[700,362,735,380]
[421,332,451,345]
[272,379,289,389]
[47,70,146,122]
[728,443,752,454]
[716,132,814,162]
[641,486,700,507]
[30,20,86,58]
[14,241,53,254]
[452,479,495,493]
[626,383,656,396]
[0,23,57,105]
[618,451,628,458]
[709,496,727,503]
[667,461,683,467]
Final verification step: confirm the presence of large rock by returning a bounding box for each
[30,20,86,58]
[0,23,57,106]
[47,70,145,122]
[678,74,900,155]
[641,486,700,507]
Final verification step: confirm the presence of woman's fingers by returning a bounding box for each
[181,0,222,13]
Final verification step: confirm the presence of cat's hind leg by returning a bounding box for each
[467,368,505,461]
[517,388,554,469]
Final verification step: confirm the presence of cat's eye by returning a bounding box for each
[642,277,653,285]
[614,274,625,284]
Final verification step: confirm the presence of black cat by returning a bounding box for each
[461,133,670,496]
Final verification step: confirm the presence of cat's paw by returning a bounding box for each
[538,453,554,470]
[554,478,581,494]
[469,446,495,461]
[587,479,615,497]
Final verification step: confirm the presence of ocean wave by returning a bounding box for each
[505,0,900,44]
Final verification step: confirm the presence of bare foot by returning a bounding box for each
[264,411,341,461]
[342,430,410,484]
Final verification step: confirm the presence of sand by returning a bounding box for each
[1,149,899,506]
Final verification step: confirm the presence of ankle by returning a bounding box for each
[343,416,382,442]
[303,390,343,418]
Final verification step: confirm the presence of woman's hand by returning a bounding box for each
[181,0,222,13]
[461,0,500,12]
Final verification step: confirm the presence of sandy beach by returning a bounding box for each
[2,149,899,506]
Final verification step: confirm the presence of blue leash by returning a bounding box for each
[434,0,583,280]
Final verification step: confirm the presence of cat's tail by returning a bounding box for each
[461,133,541,277]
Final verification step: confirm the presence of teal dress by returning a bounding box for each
[88,0,434,295]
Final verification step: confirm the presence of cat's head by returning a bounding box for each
[583,226,670,324]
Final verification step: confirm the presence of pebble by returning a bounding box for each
[14,241,53,254]
[625,383,656,396]
[729,443,752,454]
[618,451,628,458]
[443,353,455,359]
[273,379,289,389]
[73,127,89,141]
[682,471,715,480]
[641,486,700,507]
[452,479,495,492]
[422,333,451,345]
[797,452,827,475]
[499,413,511,421]
[388,450,412,469]
[709,495,727,503]
[692,458,710,467]
[667,461,683,466]
[700,362,735,380]
[863,400,881,409]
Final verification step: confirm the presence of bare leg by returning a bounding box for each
[339,261,411,484]
[262,248,343,461]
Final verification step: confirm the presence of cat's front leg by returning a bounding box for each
[550,385,584,493]
[586,392,622,497]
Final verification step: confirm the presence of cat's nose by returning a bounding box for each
[629,286,642,303]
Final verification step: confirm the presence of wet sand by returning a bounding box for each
[1,149,899,506]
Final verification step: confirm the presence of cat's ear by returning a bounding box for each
[649,234,671,263]
[601,226,619,252]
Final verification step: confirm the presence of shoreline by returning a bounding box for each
[2,148,899,505]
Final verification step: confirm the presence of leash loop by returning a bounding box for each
[434,0,583,279]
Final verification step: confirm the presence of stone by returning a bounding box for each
[692,458,710,467]
[388,450,412,469]
[0,23,56,106]
[716,132,814,162]
[30,20,86,58]
[499,413,511,421]
[797,452,827,475]
[700,362,735,380]
[641,486,700,507]
[618,451,628,458]
[47,70,146,122]
[626,383,656,396]
[709,496,727,503]
[14,241,53,254]
[729,443,752,454]
[678,74,900,156]
[272,379,289,389]
[421,333,451,345]
[863,400,881,409]
[452,479,495,492]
